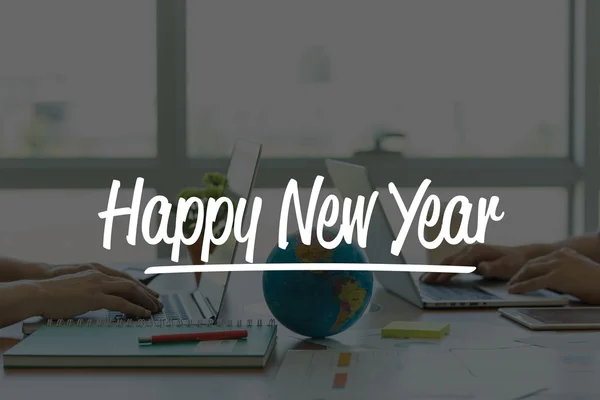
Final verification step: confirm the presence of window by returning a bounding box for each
[0,0,598,265]
[187,0,568,158]
[0,0,156,158]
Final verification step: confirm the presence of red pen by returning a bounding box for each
[138,329,248,345]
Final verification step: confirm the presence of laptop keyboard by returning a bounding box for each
[151,294,189,320]
[108,294,190,321]
[418,282,501,301]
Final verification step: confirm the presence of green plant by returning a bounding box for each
[173,172,234,239]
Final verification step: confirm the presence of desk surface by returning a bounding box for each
[0,271,577,399]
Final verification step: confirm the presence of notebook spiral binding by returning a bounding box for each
[45,318,277,328]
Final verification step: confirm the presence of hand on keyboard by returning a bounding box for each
[508,247,600,305]
[111,294,188,321]
[49,262,161,299]
[36,270,163,320]
[421,244,531,284]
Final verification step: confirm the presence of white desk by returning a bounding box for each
[4,269,586,399]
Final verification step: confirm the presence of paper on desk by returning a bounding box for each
[530,395,598,400]
[529,375,600,400]
[449,345,600,393]
[277,385,547,400]
[0,322,23,340]
[529,384,600,400]
[271,349,546,400]
[297,323,528,352]
[291,329,379,351]
[515,333,600,350]
[430,321,523,339]
[451,346,552,379]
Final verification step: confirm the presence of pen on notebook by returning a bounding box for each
[138,330,248,344]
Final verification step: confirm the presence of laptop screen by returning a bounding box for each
[325,159,408,266]
[193,140,262,318]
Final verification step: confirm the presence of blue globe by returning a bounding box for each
[263,229,374,338]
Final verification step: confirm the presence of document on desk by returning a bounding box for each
[451,346,552,380]
[299,322,528,352]
[530,395,598,400]
[0,322,24,340]
[451,345,600,394]
[271,349,545,400]
[515,332,600,350]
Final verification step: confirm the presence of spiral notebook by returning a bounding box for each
[4,319,277,369]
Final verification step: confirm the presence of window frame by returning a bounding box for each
[0,0,597,260]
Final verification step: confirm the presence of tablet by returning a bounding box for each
[499,307,600,330]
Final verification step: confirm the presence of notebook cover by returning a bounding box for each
[4,325,277,368]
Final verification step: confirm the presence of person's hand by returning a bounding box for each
[47,262,159,299]
[421,243,530,284]
[508,247,600,305]
[34,269,163,320]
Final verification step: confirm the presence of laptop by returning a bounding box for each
[135,139,262,322]
[23,140,262,334]
[325,159,570,309]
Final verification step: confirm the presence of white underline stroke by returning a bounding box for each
[144,264,476,274]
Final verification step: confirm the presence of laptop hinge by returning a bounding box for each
[192,291,217,321]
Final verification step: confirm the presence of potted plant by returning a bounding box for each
[173,172,234,284]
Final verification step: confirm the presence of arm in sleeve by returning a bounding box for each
[0,257,51,283]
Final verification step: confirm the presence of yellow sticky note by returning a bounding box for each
[381,321,450,339]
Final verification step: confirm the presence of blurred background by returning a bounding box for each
[0,0,594,265]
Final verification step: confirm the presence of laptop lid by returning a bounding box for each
[193,140,262,320]
[325,159,424,307]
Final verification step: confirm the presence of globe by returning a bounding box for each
[262,229,374,338]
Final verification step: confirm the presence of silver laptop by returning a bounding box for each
[134,139,262,322]
[325,159,570,309]
[23,140,262,334]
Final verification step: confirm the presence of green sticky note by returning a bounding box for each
[381,321,450,339]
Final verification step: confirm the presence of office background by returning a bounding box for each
[0,0,597,265]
